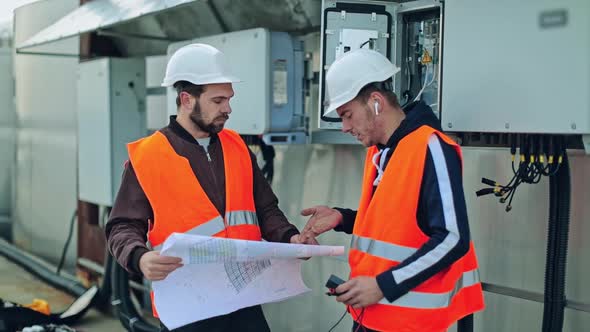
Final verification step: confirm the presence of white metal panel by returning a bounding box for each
[146,55,169,130]
[147,95,168,130]
[167,28,270,134]
[17,0,198,50]
[77,59,112,206]
[441,0,590,134]
[108,58,146,201]
[78,58,146,206]
[146,55,167,88]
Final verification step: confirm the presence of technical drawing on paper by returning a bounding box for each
[224,260,271,293]
[153,233,345,329]
[187,238,271,293]
[188,238,238,263]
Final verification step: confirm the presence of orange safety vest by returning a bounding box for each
[127,129,262,316]
[349,125,484,332]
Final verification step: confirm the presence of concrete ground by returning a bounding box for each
[0,255,125,332]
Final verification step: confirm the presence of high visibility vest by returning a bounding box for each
[349,125,484,332]
[128,129,262,316]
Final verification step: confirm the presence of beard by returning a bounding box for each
[189,101,229,134]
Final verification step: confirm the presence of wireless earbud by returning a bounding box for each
[374,100,380,115]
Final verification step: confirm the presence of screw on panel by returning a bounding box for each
[505,123,510,129]
[447,122,453,128]
[571,123,577,130]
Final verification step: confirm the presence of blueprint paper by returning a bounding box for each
[152,233,345,329]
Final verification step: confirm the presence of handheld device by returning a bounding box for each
[325,274,346,296]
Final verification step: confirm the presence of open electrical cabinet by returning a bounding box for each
[318,0,442,130]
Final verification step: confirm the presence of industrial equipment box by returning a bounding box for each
[167,28,305,138]
[77,58,146,206]
[441,0,590,134]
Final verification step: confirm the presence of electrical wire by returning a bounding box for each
[353,308,367,332]
[414,63,436,102]
[56,210,78,275]
[476,134,565,212]
[327,308,348,332]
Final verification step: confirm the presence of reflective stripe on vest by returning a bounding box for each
[351,234,416,263]
[150,216,226,250]
[150,210,259,250]
[226,210,258,227]
[379,269,480,309]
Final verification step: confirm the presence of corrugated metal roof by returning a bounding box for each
[17,0,321,55]
[17,0,196,50]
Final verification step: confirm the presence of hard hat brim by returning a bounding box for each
[161,75,242,87]
[323,108,339,118]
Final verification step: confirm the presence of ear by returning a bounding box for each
[370,92,383,115]
[179,91,193,109]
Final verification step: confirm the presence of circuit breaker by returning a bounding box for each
[318,0,442,130]
[77,58,146,206]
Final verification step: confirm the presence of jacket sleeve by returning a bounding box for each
[249,150,300,243]
[333,208,357,234]
[376,135,471,302]
[105,162,152,276]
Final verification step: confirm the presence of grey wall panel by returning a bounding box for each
[29,130,77,263]
[564,308,590,332]
[565,154,590,307]
[0,128,15,215]
[263,144,364,332]
[462,148,550,294]
[13,0,79,268]
[0,38,15,217]
[475,292,543,331]
[13,130,32,249]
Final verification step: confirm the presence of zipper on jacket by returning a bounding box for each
[203,146,222,215]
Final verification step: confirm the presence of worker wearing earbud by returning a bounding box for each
[300,49,484,332]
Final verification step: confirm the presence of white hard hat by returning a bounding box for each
[162,43,241,87]
[324,49,400,118]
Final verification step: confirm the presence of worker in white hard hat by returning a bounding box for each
[300,49,484,332]
[106,43,316,332]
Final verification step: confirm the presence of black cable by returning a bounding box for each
[478,134,568,212]
[327,308,348,332]
[258,137,275,185]
[111,256,158,332]
[56,210,78,275]
[359,39,372,49]
[542,153,570,332]
[355,308,366,332]
[457,314,474,332]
